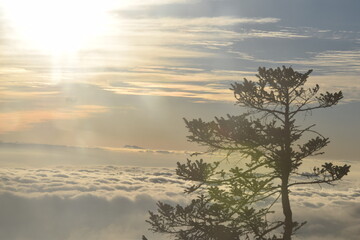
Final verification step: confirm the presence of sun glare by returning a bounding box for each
[2,0,114,54]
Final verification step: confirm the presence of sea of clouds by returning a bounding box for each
[0,165,359,240]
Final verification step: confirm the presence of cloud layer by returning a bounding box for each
[0,165,359,240]
[0,166,186,240]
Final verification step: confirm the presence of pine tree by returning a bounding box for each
[145,66,350,240]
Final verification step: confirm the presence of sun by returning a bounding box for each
[2,0,113,54]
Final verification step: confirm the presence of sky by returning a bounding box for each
[0,0,359,239]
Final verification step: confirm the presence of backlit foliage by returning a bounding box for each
[145,66,350,240]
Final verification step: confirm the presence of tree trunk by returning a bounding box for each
[281,176,292,240]
[282,90,293,240]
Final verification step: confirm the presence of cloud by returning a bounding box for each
[0,141,187,156]
[0,105,108,133]
[286,50,360,74]
[0,165,359,240]
[109,17,282,49]
[2,6,357,104]
[0,166,187,240]
[103,81,235,102]
[294,201,360,240]
[0,166,186,198]
[112,0,199,9]
[94,68,253,102]
[123,145,145,149]
[103,145,188,155]
[230,48,360,74]
[0,192,168,240]
[115,17,280,27]
[0,90,59,98]
[72,14,359,102]
[0,141,190,168]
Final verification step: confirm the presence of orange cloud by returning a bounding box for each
[0,105,107,133]
[0,90,59,98]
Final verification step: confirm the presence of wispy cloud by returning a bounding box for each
[115,17,280,27]
[3,11,356,103]
[285,50,360,73]
[103,145,187,155]
[0,90,59,99]
[94,68,253,102]
[0,105,108,133]
[103,81,234,102]
[231,49,360,72]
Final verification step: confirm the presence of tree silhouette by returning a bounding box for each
[145,66,350,240]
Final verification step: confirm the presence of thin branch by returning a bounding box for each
[287,179,337,187]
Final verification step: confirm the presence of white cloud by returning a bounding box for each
[282,50,360,73]
[111,0,200,9]
[118,17,280,27]
[0,165,359,240]
[294,201,360,240]
[0,192,167,240]
[0,166,186,198]
[0,166,187,240]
